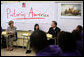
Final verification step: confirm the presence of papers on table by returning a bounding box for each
[2,31,7,35]
[46,34,53,38]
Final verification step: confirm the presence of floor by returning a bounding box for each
[1,48,36,56]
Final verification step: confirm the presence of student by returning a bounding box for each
[72,25,83,54]
[72,30,83,55]
[76,25,83,32]
[48,21,61,38]
[57,31,81,56]
[30,30,62,56]
[74,25,83,36]
[6,20,17,51]
[34,24,39,31]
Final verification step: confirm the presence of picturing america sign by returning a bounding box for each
[1,2,55,23]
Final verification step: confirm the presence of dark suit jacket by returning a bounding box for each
[48,27,61,38]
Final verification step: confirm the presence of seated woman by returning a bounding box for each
[6,20,17,51]
[57,31,81,56]
[30,30,62,56]
[34,24,39,31]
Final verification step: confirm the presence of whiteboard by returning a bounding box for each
[1,2,56,31]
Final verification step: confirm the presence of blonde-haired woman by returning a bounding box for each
[6,21,16,51]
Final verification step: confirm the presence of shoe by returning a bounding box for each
[6,48,9,51]
[26,50,31,54]
[10,48,13,51]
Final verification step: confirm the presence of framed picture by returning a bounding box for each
[59,3,83,18]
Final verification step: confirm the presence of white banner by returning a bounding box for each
[1,2,55,23]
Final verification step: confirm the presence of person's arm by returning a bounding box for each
[6,27,10,34]
[48,28,51,34]
[11,27,17,34]
[58,28,61,33]
[6,27,16,35]
[56,28,61,37]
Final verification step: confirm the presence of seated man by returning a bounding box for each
[30,30,62,56]
[48,21,61,45]
[48,21,61,38]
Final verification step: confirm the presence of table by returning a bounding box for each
[1,31,7,36]
[21,33,31,49]
[21,33,53,51]
[1,31,53,48]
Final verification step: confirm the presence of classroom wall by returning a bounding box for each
[1,1,83,32]
[57,2,83,32]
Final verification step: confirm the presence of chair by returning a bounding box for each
[13,32,18,47]
[1,35,7,48]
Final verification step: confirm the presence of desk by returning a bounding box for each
[1,31,7,37]
[1,31,53,47]
[22,33,53,51]
[21,33,32,49]
[22,33,53,40]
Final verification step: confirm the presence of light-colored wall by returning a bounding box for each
[1,1,83,32]
[57,3,83,32]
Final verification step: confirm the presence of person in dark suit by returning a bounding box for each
[48,21,61,38]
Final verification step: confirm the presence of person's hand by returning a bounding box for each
[7,32,12,34]
[7,32,11,34]
[7,31,14,35]
[9,31,13,33]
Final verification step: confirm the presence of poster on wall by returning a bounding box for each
[60,3,83,18]
[1,2,55,23]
